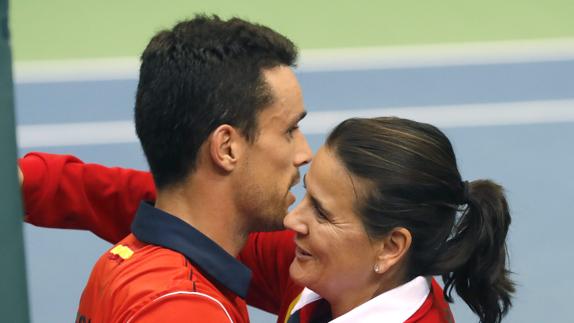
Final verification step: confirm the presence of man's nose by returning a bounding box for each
[294,133,312,167]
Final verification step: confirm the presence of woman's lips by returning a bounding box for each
[295,244,313,260]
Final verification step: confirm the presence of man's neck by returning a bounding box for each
[154,183,247,257]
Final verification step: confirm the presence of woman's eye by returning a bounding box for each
[312,203,328,220]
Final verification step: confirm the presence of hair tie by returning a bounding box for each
[462,180,470,204]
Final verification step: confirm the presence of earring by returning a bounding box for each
[374,264,380,273]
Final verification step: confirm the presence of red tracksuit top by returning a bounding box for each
[20,152,454,323]
[76,201,252,323]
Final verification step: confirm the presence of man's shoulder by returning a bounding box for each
[83,234,195,300]
[91,234,192,281]
[123,288,239,322]
[80,235,244,322]
[80,276,239,322]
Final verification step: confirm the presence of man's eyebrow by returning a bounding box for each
[286,111,306,129]
[295,111,307,123]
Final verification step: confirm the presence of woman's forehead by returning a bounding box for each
[307,147,357,205]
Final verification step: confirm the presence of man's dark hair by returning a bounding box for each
[135,15,297,188]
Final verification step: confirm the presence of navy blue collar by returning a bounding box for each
[131,202,252,298]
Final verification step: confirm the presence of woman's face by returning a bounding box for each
[284,146,380,304]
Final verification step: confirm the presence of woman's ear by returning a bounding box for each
[373,227,412,275]
[208,124,244,172]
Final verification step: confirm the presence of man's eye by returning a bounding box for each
[287,125,299,137]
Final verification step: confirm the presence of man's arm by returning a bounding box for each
[20,152,297,314]
[239,231,299,315]
[19,152,156,243]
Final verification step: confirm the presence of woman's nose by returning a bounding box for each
[283,204,308,235]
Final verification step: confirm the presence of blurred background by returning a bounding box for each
[8,0,574,322]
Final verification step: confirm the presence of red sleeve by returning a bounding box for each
[238,230,298,314]
[126,293,234,323]
[19,152,156,244]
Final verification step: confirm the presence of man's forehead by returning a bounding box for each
[256,66,305,124]
[257,104,306,126]
[262,66,302,99]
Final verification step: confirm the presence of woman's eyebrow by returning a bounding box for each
[303,174,331,217]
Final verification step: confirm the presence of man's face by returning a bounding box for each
[235,66,312,231]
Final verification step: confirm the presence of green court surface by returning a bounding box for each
[10,0,574,61]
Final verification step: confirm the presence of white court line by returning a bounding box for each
[300,100,574,134]
[18,120,136,148]
[13,38,574,83]
[299,38,574,72]
[16,99,574,148]
[14,57,140,83]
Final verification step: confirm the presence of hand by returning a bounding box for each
[18,166,23,187]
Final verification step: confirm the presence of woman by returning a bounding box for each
[21,117,514,322]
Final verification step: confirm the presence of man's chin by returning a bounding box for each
[263,217,287,232]
[250,213,286,232]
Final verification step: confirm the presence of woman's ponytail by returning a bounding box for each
[438,180,515,323]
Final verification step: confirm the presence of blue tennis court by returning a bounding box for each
[16,58,574,322]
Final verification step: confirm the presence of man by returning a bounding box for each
[24,15,312,322]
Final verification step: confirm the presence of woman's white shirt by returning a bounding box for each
[290,276,431,323]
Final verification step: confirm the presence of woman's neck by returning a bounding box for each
[327,270,405,318]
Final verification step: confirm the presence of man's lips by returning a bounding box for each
[287,173,300,206]
[288,192,296,206]
[290,173,300,188]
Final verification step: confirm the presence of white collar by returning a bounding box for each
[290,276,431,323]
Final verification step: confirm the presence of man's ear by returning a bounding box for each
[373,227,412,275]
[208,124,244,172]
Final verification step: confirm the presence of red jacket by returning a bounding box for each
[20,152,454,323]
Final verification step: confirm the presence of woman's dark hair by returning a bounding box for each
[326,117,515,323]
